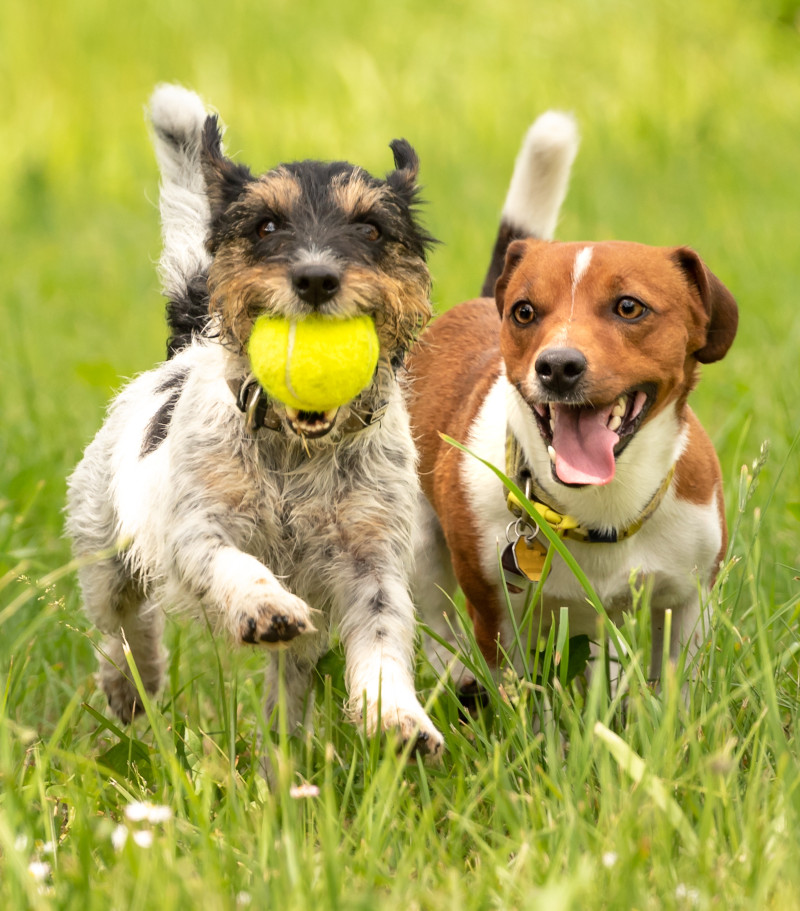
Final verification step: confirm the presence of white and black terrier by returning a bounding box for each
[66,85,444,756]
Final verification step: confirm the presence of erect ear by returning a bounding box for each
[386,139,420,201]
[672,247,739,364]
[200,114,253,221]
[494,239,531,317]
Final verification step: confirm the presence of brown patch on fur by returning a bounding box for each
[406,298,506,656]
[674,407,728,569]
[495,240,734,427]
[209,247,431,357]
[330,173,388,218]
[248,170,302,213]
[344,256,431,355]
[202,461,263,515]
[207,247,291,351]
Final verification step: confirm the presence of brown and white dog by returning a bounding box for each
[407,112,738,689]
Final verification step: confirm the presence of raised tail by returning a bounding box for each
[149,84,214,356]
[481,111,579,297]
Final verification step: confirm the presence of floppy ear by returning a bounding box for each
[494,239,530,317]
[200,114,253,221]
[386,139,420,201]
[672,247,739,363]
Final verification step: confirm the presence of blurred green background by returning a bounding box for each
[1,0,798,590]
[1,3,799,906]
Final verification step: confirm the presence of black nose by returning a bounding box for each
[535,347,588,394]
[291,265,341,306]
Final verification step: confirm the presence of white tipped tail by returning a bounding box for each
[148,84,213,305]
[501,110,579,241]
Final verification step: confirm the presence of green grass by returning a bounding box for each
[2,0,800,907]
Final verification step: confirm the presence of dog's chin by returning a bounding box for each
[285,406,340,439]
[526,382,657,488]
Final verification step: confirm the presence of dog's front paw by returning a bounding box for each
[236,590,315,647]
[366,703,445,760]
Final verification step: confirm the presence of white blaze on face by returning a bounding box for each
[551,245,593,347]
[571,245,593,305]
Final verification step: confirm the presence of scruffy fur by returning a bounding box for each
[66,85,443,757]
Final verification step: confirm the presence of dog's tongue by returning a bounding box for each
[551,403,618,485]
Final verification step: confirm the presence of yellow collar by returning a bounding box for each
[505,433,675,544]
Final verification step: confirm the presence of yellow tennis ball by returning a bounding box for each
[248,314,380,412]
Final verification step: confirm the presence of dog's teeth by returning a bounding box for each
[547,445,556,464]
[549,417,555,432]
[323,408,338,422]
[631,390,648,420]
[608,415,622,432]
[611,397,626,418]
[286,407,299,420]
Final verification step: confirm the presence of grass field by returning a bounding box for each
[1,0,799,907]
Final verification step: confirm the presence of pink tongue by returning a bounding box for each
[552,404,619,485]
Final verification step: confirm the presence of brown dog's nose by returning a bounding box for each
[292,265,341,306]
[535,347,587,395]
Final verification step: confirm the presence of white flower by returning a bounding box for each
[125,801,150,822]
[132,830,154,849]
[111,825,128,851]
[125,801,172,824]
[236,893,252,907]
[28,861,51,882]
[601,851,618,868]
[289,783,320,799]
[145,804,172,824]
[675,884,700,905]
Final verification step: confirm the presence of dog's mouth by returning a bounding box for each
[285,406,339,439]
[529,383,656,486]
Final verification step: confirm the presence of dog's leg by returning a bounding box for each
[650,593,704,682]
[77,558,166,722]
[263,648,321,734]
[411,494,476,690]
[98,604,167,723]
[171,540,316,647]
[332,568,444,757]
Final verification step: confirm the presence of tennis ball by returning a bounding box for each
[248,314,380,412]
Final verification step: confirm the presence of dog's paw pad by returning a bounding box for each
[238,606,312,646]
[259,614,306,643]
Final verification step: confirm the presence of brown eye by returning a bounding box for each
[511,300,536,326]
[257,220,277,238]
[615,297,647,321]
[357,222,381,242]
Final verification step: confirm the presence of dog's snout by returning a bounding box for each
[292,265,341,307]
[535,347,587,394]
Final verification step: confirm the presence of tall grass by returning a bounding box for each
[1,0,799,907]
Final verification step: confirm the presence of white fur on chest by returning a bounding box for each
[459,376,721,633]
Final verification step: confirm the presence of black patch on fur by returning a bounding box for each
[155,366,189,395]
[166,272,212,357]
[369,590,387,615]
[208,154,437,264]
[140,382,184,457]
[481,220,534,298]
[201,115,254,226]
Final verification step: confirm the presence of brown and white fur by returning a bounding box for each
[407,112,738,689]
[66,85,443,757]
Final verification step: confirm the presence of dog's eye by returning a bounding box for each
[615,297,648,321]
[356,222,382,242]
[511,300,536,326]
[257,220,278,238]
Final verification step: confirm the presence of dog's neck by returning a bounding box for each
[505,381,685,535]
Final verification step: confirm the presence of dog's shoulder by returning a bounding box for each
[407,298,504,493]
